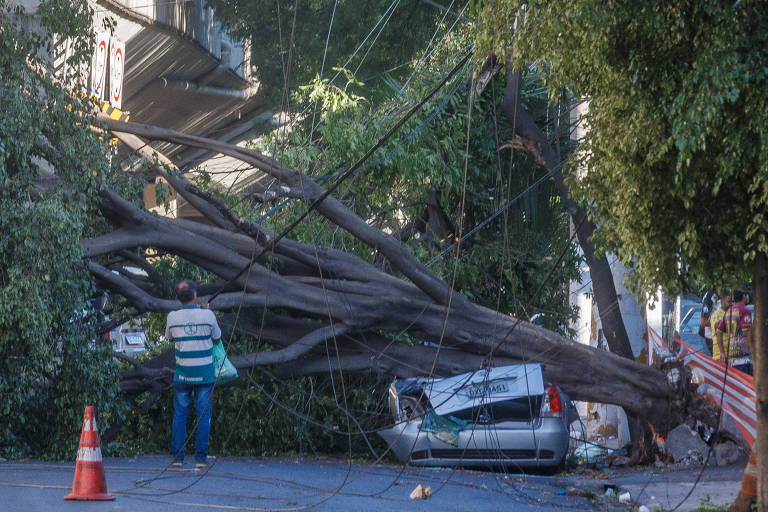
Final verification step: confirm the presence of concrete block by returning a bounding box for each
[666,424,707,463]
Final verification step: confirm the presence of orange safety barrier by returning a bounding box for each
[648,326,756,448]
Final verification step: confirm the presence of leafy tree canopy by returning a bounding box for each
[475,0,768,298]
[243,43,579,333]
[0,0,132,458]
[207,0,447,103]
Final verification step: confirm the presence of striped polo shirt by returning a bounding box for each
[165,305,222,384]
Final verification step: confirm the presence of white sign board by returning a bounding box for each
[109,39,125,109]
[90,31,110,100]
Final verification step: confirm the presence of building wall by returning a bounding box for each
[96,0,249,80]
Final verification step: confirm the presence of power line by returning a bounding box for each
[308,0,339,143]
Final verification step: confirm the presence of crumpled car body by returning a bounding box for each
[377,364,572,469]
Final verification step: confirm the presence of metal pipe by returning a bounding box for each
[159,77,259,100]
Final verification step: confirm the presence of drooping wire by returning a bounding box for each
[307,0,339,143]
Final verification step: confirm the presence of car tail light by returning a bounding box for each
[541,385,563,418]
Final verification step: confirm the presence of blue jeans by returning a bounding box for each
[172,382,214,462]
[733,362,753,376]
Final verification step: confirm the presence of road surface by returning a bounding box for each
[0,455,743,511]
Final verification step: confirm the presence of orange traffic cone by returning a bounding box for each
[728,449,757,512]
[64,405,114,501]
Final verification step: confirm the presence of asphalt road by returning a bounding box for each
[0,455,743,512]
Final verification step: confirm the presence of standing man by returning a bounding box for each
[165,280,221,468]
[715,288,753,375]
[699,291,716,355]
[710,291,732,362]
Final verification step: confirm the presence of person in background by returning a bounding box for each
[165,280,222,468]
[715,288,753,375]
[698,291,716,355]
[710,291,731,362]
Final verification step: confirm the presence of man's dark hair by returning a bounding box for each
[732,289,745,302]
[176,280,197,304]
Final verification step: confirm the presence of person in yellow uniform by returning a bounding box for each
[710,291,731,362]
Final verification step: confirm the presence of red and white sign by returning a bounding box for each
[647,325,756,447]
[109,39,125,109]
[90,31,110,100]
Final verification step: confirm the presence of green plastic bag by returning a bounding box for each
[212,342,238,383]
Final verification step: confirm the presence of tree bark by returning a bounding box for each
[752,251,768,510]
[499,67,635,360]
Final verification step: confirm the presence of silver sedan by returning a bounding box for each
[377,364,573,469]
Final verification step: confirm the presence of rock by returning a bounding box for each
[712,441,740,466]
[719,413,748,448]
[638,506,650,512]
[666,424,707,464]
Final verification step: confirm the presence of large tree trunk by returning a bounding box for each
[91,115,709,437]
[752,252,768,510]
[498,67,634,360]
[728,252,768,512]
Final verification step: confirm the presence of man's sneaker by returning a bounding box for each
[171,460,183,468]
[195,456,215,469]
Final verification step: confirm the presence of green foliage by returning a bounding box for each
[206,0,443,104]
[475,0,768,298]
[298,68,366,113]
[689,496,729,512]
[0,0,127,459]
[258,51,579,331]
[111,369,389,459]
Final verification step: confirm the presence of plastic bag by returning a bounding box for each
[212,342,238,383]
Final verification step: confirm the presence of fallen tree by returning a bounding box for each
[89,115,714,445]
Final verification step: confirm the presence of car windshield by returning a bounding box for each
[680,307,701,334]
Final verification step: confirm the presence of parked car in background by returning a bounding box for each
[79,293,150,354]
[377,364,575,470]
[678,298,706,354]
[107,318,148,353]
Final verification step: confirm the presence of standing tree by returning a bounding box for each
[476,1,768,509]
[0,0,125,459]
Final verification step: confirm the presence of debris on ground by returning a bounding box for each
[711,440,741,466]
[610,455,631,466]
[409,484,432,500]
[572,442,606,461]
[666,424,708,465]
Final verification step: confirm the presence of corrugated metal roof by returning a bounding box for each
[93,0,267,160]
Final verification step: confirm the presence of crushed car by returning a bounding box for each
[377,363,575,469]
